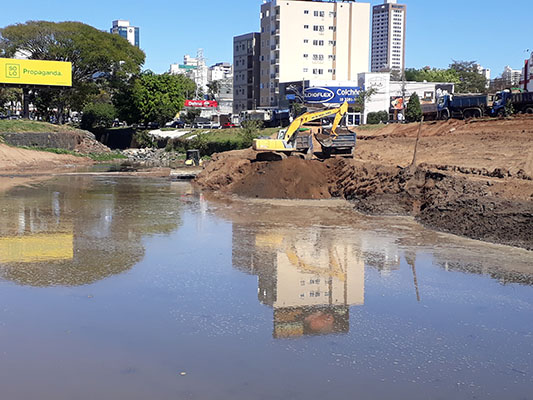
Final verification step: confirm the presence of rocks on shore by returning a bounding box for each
[120,148,184,167]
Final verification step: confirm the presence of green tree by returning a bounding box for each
[0,21,145,121]
[206,80,221,100]
[449,60,488,93]
[130,71,196,126]
[405,92,423,122]
[0,88,22,114]
[405,67,460,84]
[353,88,377,114]
[81,102,116,131]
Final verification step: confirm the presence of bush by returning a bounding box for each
[239,120,264,147]
[405,93,423,122]
[81,103,116,131]
[133,130,155,148]
[367,111,389,124]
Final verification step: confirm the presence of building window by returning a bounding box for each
[303,54,308,58]
[304,10,309,15]
[303,68,308,73]
[304,25,309,29]
[303,39,309,44]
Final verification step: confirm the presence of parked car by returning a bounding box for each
[147,122,160,129]
[165,120,185,129]
[193,121,211,129]
[222,122,236,129]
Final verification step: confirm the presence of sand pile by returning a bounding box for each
[197,149,335,199]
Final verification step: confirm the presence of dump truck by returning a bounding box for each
[492,90,533,116]
[437,94,491,120]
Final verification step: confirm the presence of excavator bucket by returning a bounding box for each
[314,132,334,148]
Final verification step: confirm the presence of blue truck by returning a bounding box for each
[491,90,533,116]
[436,94,491,120]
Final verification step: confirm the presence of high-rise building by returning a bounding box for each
[110,20,140,47]
[233,33,261,113]
[371,0,406,73]
[502,66,522,86]
[259,0,370,107]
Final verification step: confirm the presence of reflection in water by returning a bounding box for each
[233,224,364,338]
[0,177,182,287]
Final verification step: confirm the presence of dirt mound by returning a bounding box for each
[232,157,332,199]
[197,152,334,199]
[331,160,533,250]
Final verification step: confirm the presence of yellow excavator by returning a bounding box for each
[252,101,355,160]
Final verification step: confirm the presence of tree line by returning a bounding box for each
[0,21,196,129]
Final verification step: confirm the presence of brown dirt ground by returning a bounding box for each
[195,117,533,250]
[0,143,93,173]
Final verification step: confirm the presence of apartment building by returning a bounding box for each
[110,20,140,47]
[233,33,261,113]
[371,0,406,73]
[502,66,522,86]
[259,0,370,107]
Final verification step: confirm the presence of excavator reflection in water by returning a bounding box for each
[233,225,364,339]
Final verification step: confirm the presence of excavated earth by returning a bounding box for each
[195,116,533,250]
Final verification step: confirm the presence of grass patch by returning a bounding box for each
[0,120,83,134]
[87,153,127,161]
[15,145,126,161]
[17,146,82,156]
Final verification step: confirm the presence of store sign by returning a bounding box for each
[304,86,361,104]
[184,100,218,108]
[0,58,72,87]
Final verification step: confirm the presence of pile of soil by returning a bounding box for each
[198,149,332,199]
[233,157,332,199]
[195,117,533,249]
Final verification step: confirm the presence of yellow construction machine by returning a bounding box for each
[252,101,355,160]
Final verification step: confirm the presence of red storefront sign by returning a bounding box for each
[185,100,218,108]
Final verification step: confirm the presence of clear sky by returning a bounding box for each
[1,0,531,77]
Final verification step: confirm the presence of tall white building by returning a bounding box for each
[259,0,370,107]
[110,20,140,47]
[169,51,209,96]
[502,65,522,86]
[371,0,406,73]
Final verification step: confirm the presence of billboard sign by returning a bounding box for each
[304,86,361,104]
[185,100,218,108]
[0,58,72,87]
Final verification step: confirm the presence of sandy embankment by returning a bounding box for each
[0,143,94,174]
[195,117,533,250]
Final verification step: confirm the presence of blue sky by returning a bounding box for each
[1,0,531,77]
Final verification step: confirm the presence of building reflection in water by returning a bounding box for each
[233,224,364,338]
[0,177,182,287]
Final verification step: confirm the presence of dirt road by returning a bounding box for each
[195,117,533,250]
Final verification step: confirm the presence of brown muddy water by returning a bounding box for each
[0,176,532,400]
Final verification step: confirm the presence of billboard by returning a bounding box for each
[0,58,72,87]
[304,86,361,104]
[185,100,218,108]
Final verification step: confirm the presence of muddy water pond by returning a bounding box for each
[0,176,532,400]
